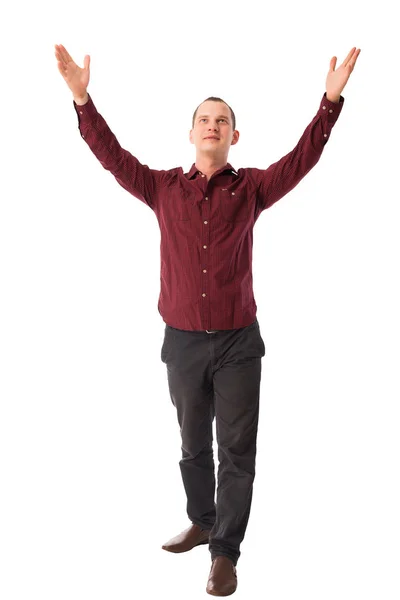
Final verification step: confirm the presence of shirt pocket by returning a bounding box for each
[219,188,249,222]
[167,188,193,221]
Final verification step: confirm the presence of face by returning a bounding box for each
[189,101,239,158]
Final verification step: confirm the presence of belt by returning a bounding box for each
[206,319,256,334]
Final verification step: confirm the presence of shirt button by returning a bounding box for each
[324,134,328,138]
[322,106,326,110]
[329,109,333,113]
[204,220,208,224]
[203,269,207,273]
[205,196,208,200]
[203,245,207,249]
[79,111,83,114]
[82,134,85,138]
[202,293,206,297]
[201,174,205,178]
[231,192,235,195]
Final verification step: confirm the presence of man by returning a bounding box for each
[55,44,360,596]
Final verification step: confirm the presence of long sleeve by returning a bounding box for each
[73,94,167,210]
[255,92,345,212]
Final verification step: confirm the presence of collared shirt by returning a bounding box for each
[73,92,344,331]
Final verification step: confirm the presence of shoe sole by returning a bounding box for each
[206,587,237,597]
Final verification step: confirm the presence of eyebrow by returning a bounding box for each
[197,114,230,120]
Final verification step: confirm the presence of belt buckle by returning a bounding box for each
[206,329,217,334]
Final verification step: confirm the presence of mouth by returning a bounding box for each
[204,137,219,140]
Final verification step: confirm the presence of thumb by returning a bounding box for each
[84,54,90,70]
[329,56,337,72]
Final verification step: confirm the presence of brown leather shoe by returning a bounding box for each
[161,523,211,553]
[206,556,237,596]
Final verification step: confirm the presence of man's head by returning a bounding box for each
[189,97,239,159]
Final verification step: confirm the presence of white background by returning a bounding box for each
[1,0,399,598]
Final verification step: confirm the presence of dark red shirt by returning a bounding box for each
[74,92,344,331]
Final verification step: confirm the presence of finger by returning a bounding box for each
[55,45,68,67]
[59,44,74,65]
[56,61,67,79]
[56,56,72,79]
[83,55,90,70]
[342,47,357,67]
[346,48,361,71]
[54,46,64,66]
[350,48,361,66]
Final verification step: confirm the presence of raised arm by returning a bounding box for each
[255,47,361,213]
[54,44,166,210]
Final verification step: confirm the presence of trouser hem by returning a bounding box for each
[209,549,239,567]
[190,519,214,531]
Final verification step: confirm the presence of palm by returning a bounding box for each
[55,44,90,97]
[66,61,89,90]
[326,47,361,99]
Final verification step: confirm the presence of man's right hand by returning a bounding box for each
[55,44,90,104]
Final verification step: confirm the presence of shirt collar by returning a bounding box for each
[185,163,239,180]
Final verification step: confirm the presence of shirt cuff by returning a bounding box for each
[73,93,98,125]
[318,91,344,122]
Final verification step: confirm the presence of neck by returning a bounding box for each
[195,155,228,180]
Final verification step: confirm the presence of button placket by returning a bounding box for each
[201,191,210,302]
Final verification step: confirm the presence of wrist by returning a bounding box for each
[74,92,89,105]
[326,92,341,103]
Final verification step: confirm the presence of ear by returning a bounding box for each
[231,130,240,146]
[189,129,194,144]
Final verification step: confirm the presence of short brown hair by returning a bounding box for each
[192,97,236,130]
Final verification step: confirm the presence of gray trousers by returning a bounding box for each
[161,318,266,565]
